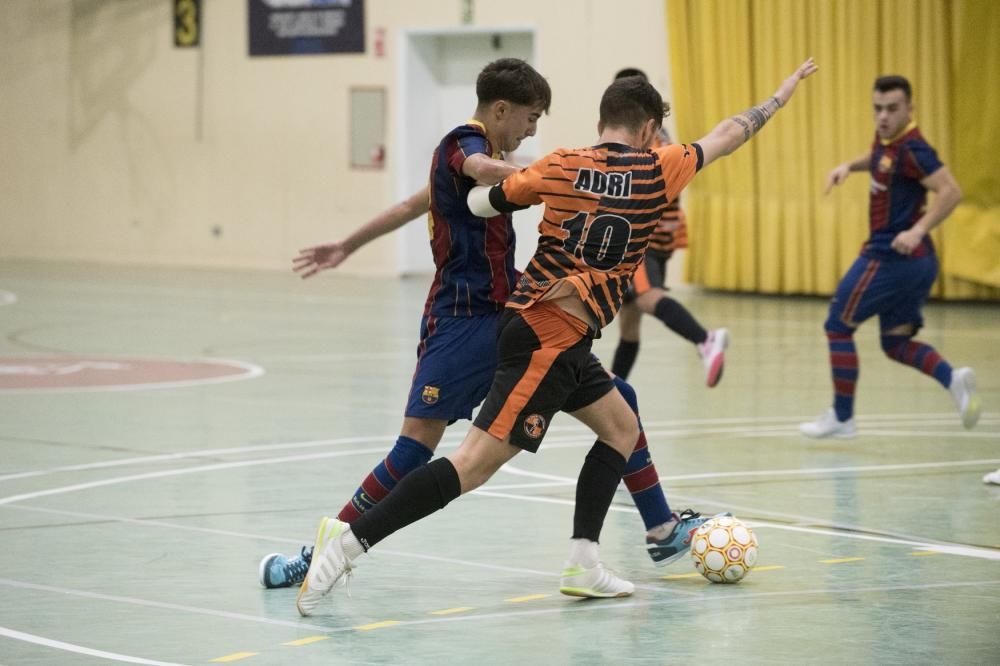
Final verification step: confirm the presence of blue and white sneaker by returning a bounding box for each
[259,546,313,589]
[646,509,728,567]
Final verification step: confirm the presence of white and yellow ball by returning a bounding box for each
[690,515,758,583]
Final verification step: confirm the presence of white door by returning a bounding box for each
[395,28,541,276]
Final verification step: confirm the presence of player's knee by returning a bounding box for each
[823,316,853,336]
[880,333,908,356]
[612,376,639,415]
[614,418,641,456]
[636,289,662,313]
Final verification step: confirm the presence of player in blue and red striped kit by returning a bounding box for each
[800,75,980,439]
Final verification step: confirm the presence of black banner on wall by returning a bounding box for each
[248,0,365,56]
[174,0,200,47]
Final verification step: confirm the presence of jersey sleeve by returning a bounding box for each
[446,131,491,176]
[902,139,943,180]
[487,154,552,213]
[654,143,701,203]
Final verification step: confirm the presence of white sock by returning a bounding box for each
[341,528,366,561]
[567,538,599,568]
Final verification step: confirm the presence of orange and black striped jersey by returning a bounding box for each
[487,141,702,330]
[647,130,688,254]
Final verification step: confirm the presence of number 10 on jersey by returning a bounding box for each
[560,212,632,272]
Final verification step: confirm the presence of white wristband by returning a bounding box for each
[468,185,500,217]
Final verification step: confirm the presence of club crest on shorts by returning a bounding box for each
[523,413,546,439]
[421,385,440,405]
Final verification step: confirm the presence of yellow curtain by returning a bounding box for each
[667,0,1000,299]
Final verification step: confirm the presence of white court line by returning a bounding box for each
[744,429,1000,439]
[0,290,16,306]
[500,457,1000,485]
[0,625,188,666]
[0,435,394,482]
[0,578,332,632]
[756,524,1000,560]
[472,489,1000,561]
[3,411,993,482]
[0,356,265,395]
[3,436,996,509]
[1,543,995,637]
[3,505,697,601]
[2,504,569,580]
[300,579,1000,632]
[2,422,997,508]
[0,447,390,506]
[4,575,994,640]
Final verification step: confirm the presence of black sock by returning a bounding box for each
[350,457,461,551]
[653,297,707,345]
[572,441,627,542]
[611,340,639,379]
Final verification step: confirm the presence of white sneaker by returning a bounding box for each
[697,328,729,388]
[983,469,1000,485]
[799,408,857,439]
[295,517,353,617]
[949,367,981,430]
[559,562,634,598]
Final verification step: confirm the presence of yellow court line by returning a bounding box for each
[910,550,941,557]
[210,653,258,663]
[283,636,329,646]
[820,557,866,564]
[504,594,550,603]
[354,620,401,631]
[430,607,475,616]
[750,565,785,572]
[661,572,702,580]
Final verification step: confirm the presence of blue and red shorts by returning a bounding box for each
[404,312,501,422]
[827,253,938,333]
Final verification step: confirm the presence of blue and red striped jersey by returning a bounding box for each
[424,122,518,317]
[864,123,943,259]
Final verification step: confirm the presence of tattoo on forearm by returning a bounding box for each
[731,96,782,142]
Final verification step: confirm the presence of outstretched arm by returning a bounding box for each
[890,166,963,255]
[293,186,430,278]
[824,152,872,194]
[696,58,818,169]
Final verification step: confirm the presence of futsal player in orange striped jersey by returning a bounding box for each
[609,68,729,387]
[264,59,711,591]
[296,58,818,614]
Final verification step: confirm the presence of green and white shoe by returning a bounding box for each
[295,517,352,616]
[559,562,633,598]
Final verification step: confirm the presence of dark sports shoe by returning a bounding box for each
[259,546,312,589]
[647,509,729,567]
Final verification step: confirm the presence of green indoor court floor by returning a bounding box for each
[0,259,998,665]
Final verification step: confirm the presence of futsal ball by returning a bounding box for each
[690,515,758,583]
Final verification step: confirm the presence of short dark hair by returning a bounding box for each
[873,75,912,101]
[476,58,551,112]
[599,76,670,132]
[614,67,648,81]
